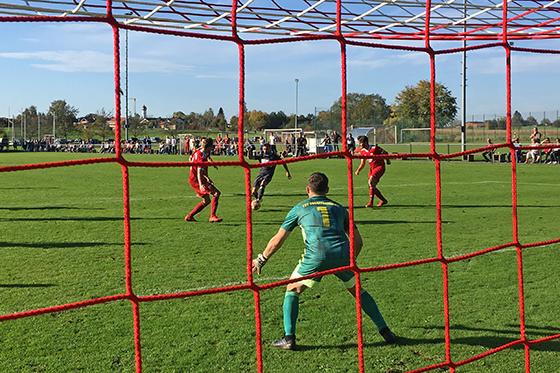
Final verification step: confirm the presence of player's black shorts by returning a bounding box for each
[254,172,273,189]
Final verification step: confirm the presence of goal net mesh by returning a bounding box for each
[1,1,560,372]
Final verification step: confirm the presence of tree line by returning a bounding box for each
[6,80,559,140]
[482,111,560,130]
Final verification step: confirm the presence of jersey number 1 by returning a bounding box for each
[317,206,330,228]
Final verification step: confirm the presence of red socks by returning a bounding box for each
[210,195,220,217]
[188,200,208,219]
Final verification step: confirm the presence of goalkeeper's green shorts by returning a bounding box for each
[290,257,355,289]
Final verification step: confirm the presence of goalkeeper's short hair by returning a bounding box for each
[308,172,329,194]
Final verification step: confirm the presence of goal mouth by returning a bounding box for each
[2,0,560,44]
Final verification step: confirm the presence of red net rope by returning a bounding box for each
[1,1,560,372]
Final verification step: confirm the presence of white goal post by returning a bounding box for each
[399,127,431,143]
[263,128,319,154]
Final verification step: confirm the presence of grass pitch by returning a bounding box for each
[0,152,559,372]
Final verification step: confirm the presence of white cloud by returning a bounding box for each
[0,50,193,73]
[349,51,428,69]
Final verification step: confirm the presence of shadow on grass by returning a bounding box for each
[0,241,145,249]
[296,333,560,353]
[413,324,559,337]
[0,206,106,211]
[356,220,451,225]
[0,283,56,288]
[220,221,284,227]
[368,204,560,209]
[0,216,165,222]
[0,187,60,190]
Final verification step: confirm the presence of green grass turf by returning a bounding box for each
[0,152,558,372]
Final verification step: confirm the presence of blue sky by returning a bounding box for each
[1,22,559,121]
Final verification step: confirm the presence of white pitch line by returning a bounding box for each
[23,179,554,204]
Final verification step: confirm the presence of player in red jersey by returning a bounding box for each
[185,138,222,222]
[354,135,390,208]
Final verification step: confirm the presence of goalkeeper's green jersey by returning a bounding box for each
[281,195,350,265]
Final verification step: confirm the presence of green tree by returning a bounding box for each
[525,116,538,127]
[541,118,552,127]
[171,111,188,130]
[128,114,145,138]
[386,80,458,128]
[266,111,289,129]
[48,100,79,138]
[229,115,238,131]
[201,108,215,128]
[16,106,39,139]
[94,109,113,140]
[247,110,268,131]
[330,93,390,127]
[213,107,228,130]
[512,111,524,127]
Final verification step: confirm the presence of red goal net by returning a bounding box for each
[1,1,560,372]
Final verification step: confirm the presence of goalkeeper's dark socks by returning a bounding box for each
[359,289,388,331]
[283,291,300,337]
[379,327,397,344]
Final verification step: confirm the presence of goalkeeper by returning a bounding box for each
[252,172,396,350]
[251,143,292,210]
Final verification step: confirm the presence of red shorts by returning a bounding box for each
[189,179,217,198]
[368,167,385,182]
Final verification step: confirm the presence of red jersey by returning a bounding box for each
[189,149,209,185]
[359,145,385,169]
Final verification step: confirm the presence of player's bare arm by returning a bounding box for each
[355,159,366,175]
[197,167,207,191]
[252,228,291,274]
[208,154,219,170]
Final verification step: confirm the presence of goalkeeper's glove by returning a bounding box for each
[252,253,268,275]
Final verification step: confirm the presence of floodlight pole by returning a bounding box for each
[461,0,467,159]
[131,97,137,116]
[38,114,41,140]
[295,78,299,132]
[53,112,56,139]
[125,25,130,141]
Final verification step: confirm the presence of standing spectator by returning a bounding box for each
[530,127,542,143]
[482,138,494,162]
[331,131,341,152]
[171,136,178,154]
[296,132,307,157]
[269,132,278,153]
[321,133,332,153]
[346,133,355,153]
